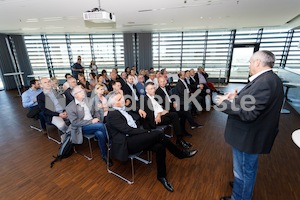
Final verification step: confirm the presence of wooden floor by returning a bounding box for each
[0,85,300,200]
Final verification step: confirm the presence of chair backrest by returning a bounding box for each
[170,87,178,95]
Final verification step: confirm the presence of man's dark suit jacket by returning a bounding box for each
[64,88,74,106]
[194,72,208,84]
[175,79,190,106]
[106,109,149,161]
[117,77,126,88]
[122,83,140,99]
[221,70,284,154]
[185,77,198,93]
[155,87,173,110]
[37,91,66,124]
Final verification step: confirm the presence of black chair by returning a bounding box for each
[104,124,151,184]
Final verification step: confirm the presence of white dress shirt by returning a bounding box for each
[180,79,190,94]
[75,99,93,120]
[147,94,164,118]
[113,106,137,128]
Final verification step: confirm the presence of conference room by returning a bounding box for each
[0,0,300,199]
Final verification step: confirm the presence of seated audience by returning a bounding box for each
[93,83,109,123]
[101,69,110,84]
[184,70,205,113]
[77,73,92,97]
[89,72,97,88]
[129,69,138,85]
[145,72,158,89]
[156,77,203,137]
[105,91,198,192]
[63,73,72,91]
[89,60,98,75]
[107,71,118,91]
[66,86,111,166]
[135,74,146,95]
[97,74,109,94]
[117,71,127,88]
[37,78,68,134]
[64,77,77,105]
[22,79,46,130]
[142,82,193,149]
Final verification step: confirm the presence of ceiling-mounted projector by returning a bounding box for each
[83,10,116,23]
[83,0,116,23]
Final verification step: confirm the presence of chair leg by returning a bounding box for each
[46,124,61,144]
[75,136,94,161]
[82,138,93,160]
[30,119,42,132]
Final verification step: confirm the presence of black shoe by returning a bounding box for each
[229,181,234,188]
[184,132,192,137]
[176,139,190,149]
[220,196,231,200]
[181,149,198,159]
[183,140,192,147]
[157,177,174,192]
[103,158,113,167]
[190,124,204,129]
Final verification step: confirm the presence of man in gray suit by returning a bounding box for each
[65,85,111,166]
[216,50,284,200]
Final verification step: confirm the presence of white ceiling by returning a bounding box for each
[0,0,300,35]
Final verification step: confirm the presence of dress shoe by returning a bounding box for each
[190,124,204,129]
[157,177,174,192]
[220,196,231,200]
[229,181,234,188]
[181,149,198,158]
[183,140,192,147]
[103,158,113,167]
[176,139,190,149]
[184,132,192,137]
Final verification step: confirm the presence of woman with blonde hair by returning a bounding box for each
[93,83,108,123]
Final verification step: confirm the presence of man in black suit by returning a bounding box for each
[117,71,127,88]
[105,91,198,192]
[216,50,284,200]
[185,70,205,113]
[155,77,203,136]
[176,71,204,113]
[122,74,139,100]
[142,82,193,149]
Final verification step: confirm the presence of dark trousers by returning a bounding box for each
[127,130,184,178]
[175,106,198,127]
[158,112,183,139]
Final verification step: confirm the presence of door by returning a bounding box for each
[229,44,259,83]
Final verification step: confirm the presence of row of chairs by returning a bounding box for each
[30,118,173,184]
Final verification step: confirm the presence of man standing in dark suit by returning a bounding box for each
[105,91,197,192]
[216,50,284,200]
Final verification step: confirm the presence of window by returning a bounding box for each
[286,29,300,69]
[24,35,48,75]
[24,34,124,79]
